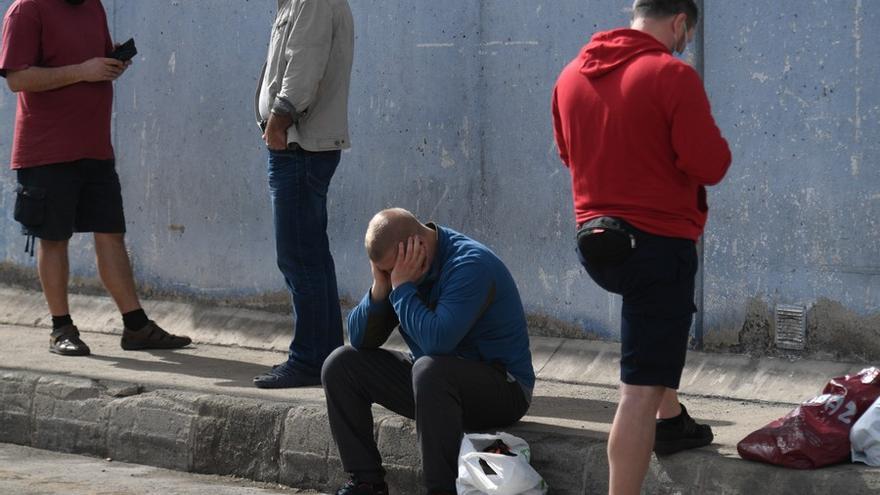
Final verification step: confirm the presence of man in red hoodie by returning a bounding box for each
[552,1,731,494]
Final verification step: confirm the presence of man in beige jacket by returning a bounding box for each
[253,0,354,389]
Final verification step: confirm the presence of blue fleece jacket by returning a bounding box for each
[348,225,536,397]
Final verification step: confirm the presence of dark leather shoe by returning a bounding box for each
[253,362,321,389]
[121,321,192,350]
[335,479,388,495]
[49,325,91,356]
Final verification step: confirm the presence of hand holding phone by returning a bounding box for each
[111,38,137,62]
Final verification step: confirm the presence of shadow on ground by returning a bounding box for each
[87,349,274,389]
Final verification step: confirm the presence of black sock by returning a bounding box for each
[51,314,73,330]
[122,309,149,330]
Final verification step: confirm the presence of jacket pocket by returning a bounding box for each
[13,185,47,227]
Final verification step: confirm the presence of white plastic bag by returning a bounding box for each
[455,432,548,495]
[851,395,880,466]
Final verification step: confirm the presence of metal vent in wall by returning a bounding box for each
[775,304,806,351]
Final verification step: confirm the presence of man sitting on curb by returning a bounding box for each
[322,208,535,495]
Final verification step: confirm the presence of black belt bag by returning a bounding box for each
[576,216,639,265]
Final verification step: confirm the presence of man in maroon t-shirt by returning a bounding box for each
[553,1,731,494]
[1,0,191,356]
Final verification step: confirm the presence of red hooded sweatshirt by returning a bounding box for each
[552,29,731,241]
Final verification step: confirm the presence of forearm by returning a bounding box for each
[6,64,83,93]
[391,284,472,355]
[348,291,398,349]
[266,111,294,133]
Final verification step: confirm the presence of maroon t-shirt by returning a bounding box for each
[0,0,114,169]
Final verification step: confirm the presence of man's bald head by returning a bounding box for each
[365,208,425,262]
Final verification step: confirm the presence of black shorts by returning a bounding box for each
[14,159,126,241]
[578,222,698,389]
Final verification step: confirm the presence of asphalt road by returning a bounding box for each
[0,443,327,495]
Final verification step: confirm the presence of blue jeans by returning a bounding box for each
[267,148,344,376]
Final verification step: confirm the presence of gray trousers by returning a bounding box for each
[321,346,529,493]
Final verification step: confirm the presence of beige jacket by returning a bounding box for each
[255,0,354,151]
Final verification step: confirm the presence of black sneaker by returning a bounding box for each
[335,478,389,495]
[654,403,714,456]
[49,325,91,356]
[120,321,192,351]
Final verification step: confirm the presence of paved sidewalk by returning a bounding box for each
[0,323,790,455]
[1,285,870,406]
[0,443,327,495]
[2,323,880,494]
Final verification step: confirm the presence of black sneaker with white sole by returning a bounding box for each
[654,403,714,456]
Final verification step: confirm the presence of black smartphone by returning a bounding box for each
[111,38,137,62]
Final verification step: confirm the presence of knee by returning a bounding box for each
[38,239,69,252]
[618,384,666,415]
[412,356,450,395]
[321,345,358,387]
[276,250,321,279]
[94,232,126,247]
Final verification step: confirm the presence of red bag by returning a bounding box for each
[737,367,880,469]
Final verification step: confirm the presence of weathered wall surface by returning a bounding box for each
[0,1,877,353]
[701,0,880,353]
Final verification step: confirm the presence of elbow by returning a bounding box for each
[703,173,726,187]
[4,70,23,92]
[277,87,314,118]
[705,143,733,184]
[683,154,732,186]
[700,169,726,186]
[351,333,381,350]
[6,79,22,93]
[704,154,733,186]
[420,341,457,356]
[347,327,365,349]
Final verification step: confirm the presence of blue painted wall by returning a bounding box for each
[0,1,877,345]
[702,0,880,342]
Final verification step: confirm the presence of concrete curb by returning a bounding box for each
[3,369,879,494]
[1,285,873,407]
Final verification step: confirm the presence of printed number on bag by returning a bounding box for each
[807,394,858,424]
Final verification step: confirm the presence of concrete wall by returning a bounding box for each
[1,1,877,352]
[701,0,880,354]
